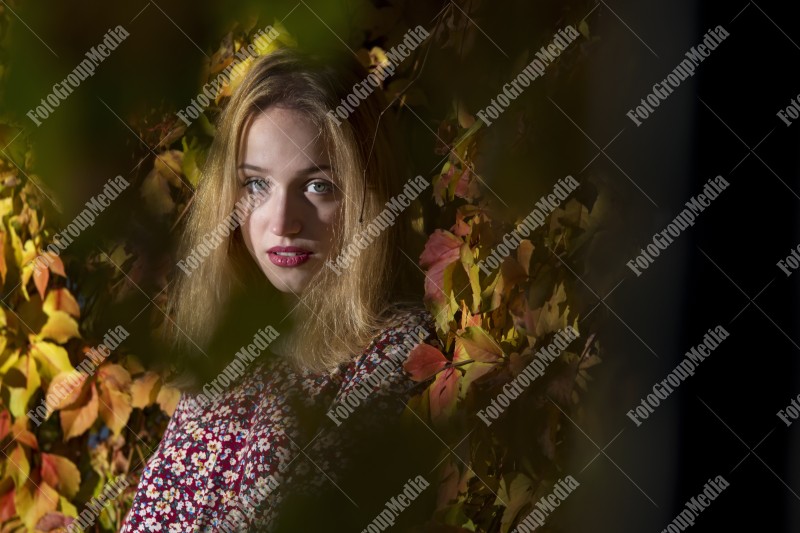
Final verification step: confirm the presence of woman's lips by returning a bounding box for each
[266,246,312,267]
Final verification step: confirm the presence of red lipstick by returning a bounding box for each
[266,246,312,267]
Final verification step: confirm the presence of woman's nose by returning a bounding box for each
[269,190,302,236]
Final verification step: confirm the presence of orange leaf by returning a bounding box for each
[45,371,88,415]
[10,416,38,449]
[403,344,447,382]
[60,384,98,441]
[48,255,66,277]
[40,453,81,498]
[98,382,132,437]
[0,229,7,284]
[33,265,49,300]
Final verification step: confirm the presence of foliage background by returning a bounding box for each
[0,1,611,531]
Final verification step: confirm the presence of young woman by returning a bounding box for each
[120,46,440,532]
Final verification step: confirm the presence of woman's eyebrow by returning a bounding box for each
[237,163,332,174]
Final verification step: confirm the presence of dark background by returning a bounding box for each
[1,0,798,531]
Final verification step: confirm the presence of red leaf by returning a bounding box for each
[403,344,447,382]
[0,410,9,442]
[419,229,462,307]
[0,489,14,522]
[430,367,459,426]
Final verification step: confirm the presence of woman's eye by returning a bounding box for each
[306,181,334,194]
[244,178,269,194]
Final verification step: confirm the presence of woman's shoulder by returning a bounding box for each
[333,304,439,393]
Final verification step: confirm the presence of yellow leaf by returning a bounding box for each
[14,481,58,531]
[157,384,181,416]
[42,288,80,318]
[8,354,40,418]
[30,342,73,381]
[130,371,160,408]
[455,326,503,363]
[37,311,81,344]
[7,444,29,489]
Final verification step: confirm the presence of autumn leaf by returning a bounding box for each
[459,361,496,400]
[0,488,15,522]
[32,263,49,300]
[97,364,132,436]
[29,341,73,381]
[42,288,80,318]
[7,354,41,418]
[403,344,448,382]
[40,454,81,499]
[35,512,75,531]
[44,371,88,417]
[14,481,58,531]
[157,384,181,416]
[7,444,29,488]
[130,371,160,408]
[37,311,81,344]
[0,410,9,442]
[497,473,535,533]
[429,367,459,427]
[60,384,99,441]
[420,230,463,331]
[455,326,503,363]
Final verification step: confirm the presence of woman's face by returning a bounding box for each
[237,106,340,295]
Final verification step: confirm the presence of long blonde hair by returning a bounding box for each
[165,47,420,388]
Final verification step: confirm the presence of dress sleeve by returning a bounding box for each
[119,392,192,532]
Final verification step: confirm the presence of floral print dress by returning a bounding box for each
[120,309,437,532]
